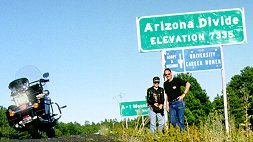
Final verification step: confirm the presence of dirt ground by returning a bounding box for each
[2,134,121,142]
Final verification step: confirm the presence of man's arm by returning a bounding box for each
[147,89,153,106]
[159,90,164,109]
[178,82,190,101]
[184,82,190,94]
[165,93,169,112]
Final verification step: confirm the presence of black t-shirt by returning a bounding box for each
[163,78,187,101]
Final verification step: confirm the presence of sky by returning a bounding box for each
[0,0,252,124]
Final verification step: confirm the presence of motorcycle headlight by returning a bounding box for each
[13,93,29,106]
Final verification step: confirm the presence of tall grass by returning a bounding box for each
[101,88,253,141]
[103,111,253,142]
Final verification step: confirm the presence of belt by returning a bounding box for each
[169,98,179,102]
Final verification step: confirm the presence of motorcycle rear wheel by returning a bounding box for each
[28,125,42,139]
[46,127,56,138]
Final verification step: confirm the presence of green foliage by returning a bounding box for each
[111,111,253,142]
[176,73,212,125]
[0,106,8,127]
[55,121,100,136]
[227,66,253,127]
[0,106,30,140]
[212,95,224,112]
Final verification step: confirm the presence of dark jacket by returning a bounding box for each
[147,86,164,113]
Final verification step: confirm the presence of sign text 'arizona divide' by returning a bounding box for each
[136,8,247,52]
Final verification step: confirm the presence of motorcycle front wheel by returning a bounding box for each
[28,124,42,139]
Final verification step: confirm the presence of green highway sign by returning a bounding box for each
[119,100,148,117]
[136,8,247,52]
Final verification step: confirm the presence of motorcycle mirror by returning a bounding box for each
[43,72,50,78]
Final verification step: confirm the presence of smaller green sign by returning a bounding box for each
[119,100,148,117]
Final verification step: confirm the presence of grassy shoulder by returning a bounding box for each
[101,112,253,142]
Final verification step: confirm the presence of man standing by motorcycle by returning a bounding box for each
[147,76,165,133]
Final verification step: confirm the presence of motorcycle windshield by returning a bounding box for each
[9,65,48,96]
[15,65,42,83]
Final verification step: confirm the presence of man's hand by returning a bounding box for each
[177,93,185,101]
[154,103,159,107]
[158,104,163,109]
[166,104,169,112]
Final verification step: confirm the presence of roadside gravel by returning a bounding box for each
[2,134,121,142]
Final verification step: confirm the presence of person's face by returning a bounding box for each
[164,70,172,80]
[153,81,160,87]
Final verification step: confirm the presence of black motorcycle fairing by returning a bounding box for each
[9,78,29,95]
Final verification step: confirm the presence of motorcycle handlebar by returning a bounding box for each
[40,79,49,83]
[29,79,49,84]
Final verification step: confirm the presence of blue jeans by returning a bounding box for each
[169,100,185,130]
[148,107,165,133]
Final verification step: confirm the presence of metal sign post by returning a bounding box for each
[142,116,145,127]
[161,51,168,122]
[126,118,128,128]
[220,46,229,134]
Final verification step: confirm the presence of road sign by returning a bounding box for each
[163,49,184,72]
[119,100,148,117]
[184,47,222,71]
[136,8,247,52]
[162,46,223,72]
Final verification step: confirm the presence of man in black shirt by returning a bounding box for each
[163,68,190,130]
[147,76,165,133]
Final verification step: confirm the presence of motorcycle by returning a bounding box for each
[5,66,66,139]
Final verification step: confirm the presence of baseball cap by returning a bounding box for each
[153,76,160,82]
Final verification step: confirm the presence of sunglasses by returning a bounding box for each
[153,82,160,84]
[164,73,171,76]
